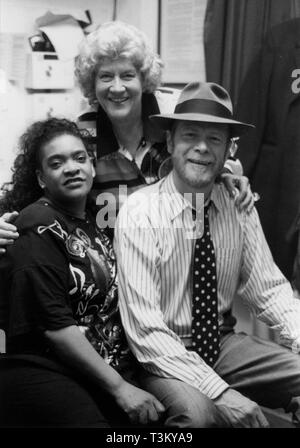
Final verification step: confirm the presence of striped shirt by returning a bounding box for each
[114,172,300,399]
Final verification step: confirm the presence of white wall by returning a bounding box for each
[0,0,159,185]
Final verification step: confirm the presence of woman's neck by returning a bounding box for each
[43,194,87,220]
[113,118,144,157]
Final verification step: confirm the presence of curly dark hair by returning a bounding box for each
[0,118,94,214]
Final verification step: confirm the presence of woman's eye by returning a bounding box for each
[99,74,112,81]
[50,161,61,169]
[122,72,135,80]
[76,155,87,163]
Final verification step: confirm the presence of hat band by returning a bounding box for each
[174,99,233,119]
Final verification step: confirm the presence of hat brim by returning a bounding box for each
[150,113,254,138]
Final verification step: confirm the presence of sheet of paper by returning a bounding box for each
[0,33,28,82]
[160,0,207,83]
[36,12,86,61]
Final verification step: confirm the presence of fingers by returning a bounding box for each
[0,220,19,236]
[142,398,165,425]
[2,211,19,223]
[153,397,166,414]
[256,409,269,428]
[231,177,258,213]
[146,404,161,424]
[0,231,19,250]
[220,174,236,198]
[0,213,19,252]
[133,397,165,426]
[240,405,269,428]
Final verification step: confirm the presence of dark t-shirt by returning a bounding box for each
[0,198,129,370]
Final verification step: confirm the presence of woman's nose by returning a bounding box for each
[110,76,125,92]
[64,161,80,174]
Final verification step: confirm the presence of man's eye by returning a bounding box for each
[209,136,222,143]
[183,133,196,138]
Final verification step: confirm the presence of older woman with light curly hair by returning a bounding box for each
[74,21,254,230]
[0,20,254,246]
[75,21,180,223]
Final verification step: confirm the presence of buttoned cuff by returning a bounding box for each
[197,370,229,399]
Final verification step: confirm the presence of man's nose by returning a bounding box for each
[110,76,125,92]
[194,140,208,152]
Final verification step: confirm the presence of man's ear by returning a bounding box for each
[224,140,233,162]
[166,130,173,155]
[36,169,45,190]
[92,164,96,178]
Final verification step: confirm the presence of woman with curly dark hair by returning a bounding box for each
[0,117,164,428]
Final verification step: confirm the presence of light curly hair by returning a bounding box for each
[75,21,164,105]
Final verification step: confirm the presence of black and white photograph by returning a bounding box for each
[1,0,300,436]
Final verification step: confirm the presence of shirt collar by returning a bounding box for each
[161,173,222,221]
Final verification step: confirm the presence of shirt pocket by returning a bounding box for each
[215,247,241,282]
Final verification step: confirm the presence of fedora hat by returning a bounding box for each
[150,82,254,138]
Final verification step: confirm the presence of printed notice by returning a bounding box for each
[160,0,207,83]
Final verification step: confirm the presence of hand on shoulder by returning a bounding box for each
[0,211,19,253]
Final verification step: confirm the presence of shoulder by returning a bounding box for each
[5,202,70,268]
[15,201,69,241]
[213,183,259,230]
[16,202,59,229]
[154,87,181,113]
[212,183,240,219]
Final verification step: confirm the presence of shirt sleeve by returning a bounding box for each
[238,207,300,351]
[6,225,76,337]
[114,205,229,399]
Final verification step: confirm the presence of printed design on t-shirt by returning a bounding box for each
[36,217,127,366]
[37,220,68,240]
[66,227,127,366]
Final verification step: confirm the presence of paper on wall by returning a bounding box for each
[36,11,88,61]
[0,33,28,82]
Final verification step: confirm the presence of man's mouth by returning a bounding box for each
[188,159,212,166]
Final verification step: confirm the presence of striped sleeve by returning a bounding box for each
[114,203,229,399]
[238,207,300,348]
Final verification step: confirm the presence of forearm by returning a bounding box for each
[240,208,300,345]
[44,325,124,396]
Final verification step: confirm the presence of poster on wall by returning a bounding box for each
[159,0,207,84]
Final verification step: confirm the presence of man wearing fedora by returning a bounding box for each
[114,82,300,428]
